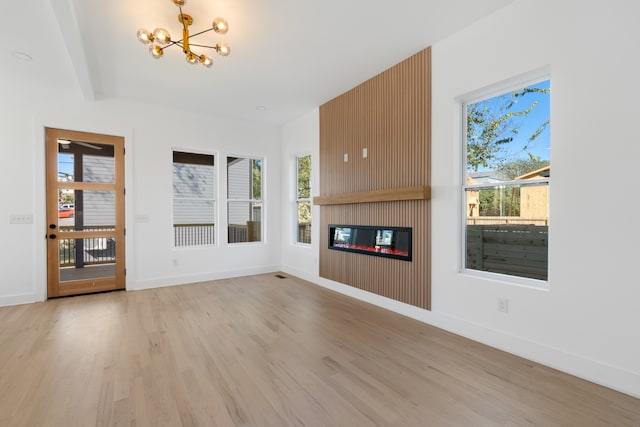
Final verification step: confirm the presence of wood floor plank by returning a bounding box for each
[0,273,638,426]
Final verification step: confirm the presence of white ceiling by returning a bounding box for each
[3,0,514,125]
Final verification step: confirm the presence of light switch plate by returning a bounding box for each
[9,214,33,224]
[135,214,149,223]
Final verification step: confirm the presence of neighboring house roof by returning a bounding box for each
[467,171,509,185]
[467,166,550,184]
[516,166,550,180]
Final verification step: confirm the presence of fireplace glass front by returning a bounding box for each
[328,225,412,261]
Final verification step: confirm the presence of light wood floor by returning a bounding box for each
[0,274,638,426]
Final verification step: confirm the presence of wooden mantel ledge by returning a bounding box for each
[313,185,430,205]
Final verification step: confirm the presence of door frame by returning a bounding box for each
[45,127,126,297]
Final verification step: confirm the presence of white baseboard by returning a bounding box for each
[0,266,281,305]
[0,293,40,307]
[282,266,640,399]
[130,265,281,291]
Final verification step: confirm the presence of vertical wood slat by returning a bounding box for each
[318,48,431,310]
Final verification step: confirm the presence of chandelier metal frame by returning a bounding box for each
[136,0,230,68]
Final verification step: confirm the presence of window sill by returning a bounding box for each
[459,269,550,291]
[293,242,312,247]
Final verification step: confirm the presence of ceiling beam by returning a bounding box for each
[49,0,95,101]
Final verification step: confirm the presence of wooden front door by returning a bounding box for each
[45,128,125,297]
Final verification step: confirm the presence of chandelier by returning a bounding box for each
[136,0,230,68]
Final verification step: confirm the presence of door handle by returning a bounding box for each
[49,234,57,239]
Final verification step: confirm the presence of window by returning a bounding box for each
[227,156,263,243]
[295,154,311,244]
[463,78,550,282]
[172,150,216,247]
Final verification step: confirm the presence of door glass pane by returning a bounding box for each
[58,189,116,230]
[59,237,117,282]
[57,141,115,183]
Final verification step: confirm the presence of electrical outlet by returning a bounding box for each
[362,147,368,158]
[498,298,509,313]
[343,153,349,162]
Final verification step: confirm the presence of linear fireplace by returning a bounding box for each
[328,225,412,261]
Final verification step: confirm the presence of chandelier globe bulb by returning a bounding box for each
[212,17,229,34]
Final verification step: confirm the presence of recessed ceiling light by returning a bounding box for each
[256,106,267,111]
[12,51,33,61]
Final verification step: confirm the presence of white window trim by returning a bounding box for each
[226,154,265,245]
[171,147,218,250]
[294,153,312,246]
[459,69,551,289]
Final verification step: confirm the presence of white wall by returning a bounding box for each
[281,0,640,398]
[123,101,281,289]
[0,106,40,305]
[280,109,320,276]
[0,83,282,305]
[431,0,640,397]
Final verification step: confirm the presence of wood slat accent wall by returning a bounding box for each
[318,48,431,309]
